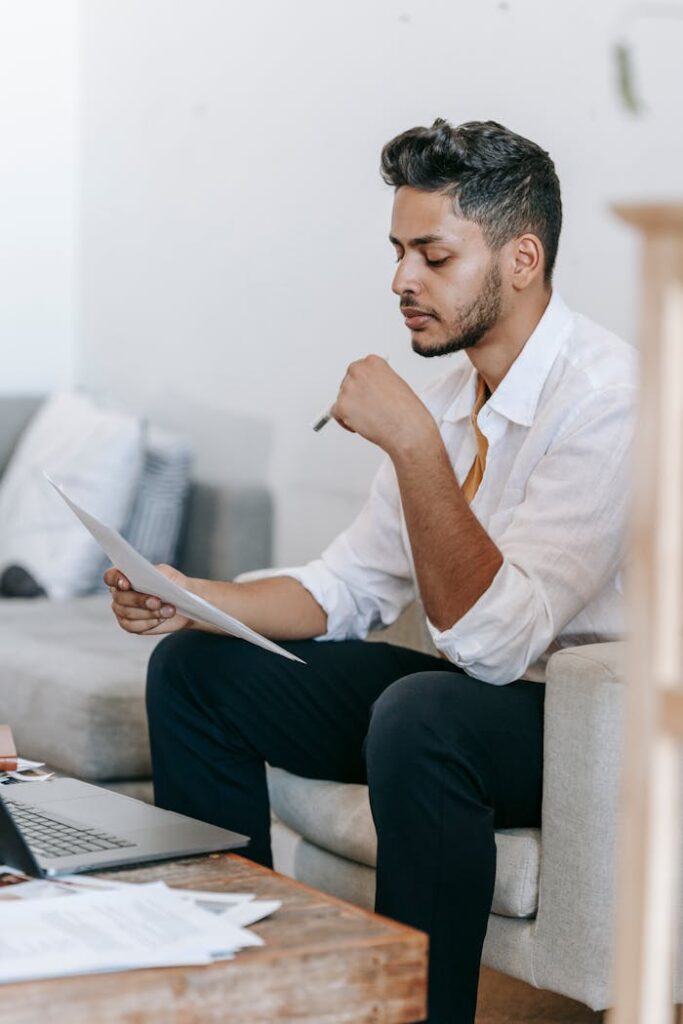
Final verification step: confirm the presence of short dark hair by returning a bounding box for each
[380,119,562,284]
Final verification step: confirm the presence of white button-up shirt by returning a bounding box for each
[254,292,638,685]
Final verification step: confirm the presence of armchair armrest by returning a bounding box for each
[530,641,626,1008]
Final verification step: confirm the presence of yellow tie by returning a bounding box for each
[461,375,490,504]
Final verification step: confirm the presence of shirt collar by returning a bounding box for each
[442,291,574,427]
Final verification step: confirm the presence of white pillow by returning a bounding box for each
[0,392,143,599]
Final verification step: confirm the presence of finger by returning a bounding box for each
[104,568,131,590]
[113,604,158,622]
[332,417,356,434]
[330,404,356,434]
[110,589,161,611]
[143,622,178,636]
[113,600,176,621]
[120,605,176,622]
[118,617,161,634]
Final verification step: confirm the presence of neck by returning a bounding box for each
[467,288,552,392]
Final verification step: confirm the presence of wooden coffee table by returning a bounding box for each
[0,853,428,1023]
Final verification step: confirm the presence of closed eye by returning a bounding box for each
[392,251,450,267]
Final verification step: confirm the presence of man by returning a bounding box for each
[106,119,636,1023]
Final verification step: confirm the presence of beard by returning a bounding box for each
[411,259,504,358]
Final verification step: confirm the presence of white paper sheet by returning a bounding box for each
[0,759,55,786]
[218,899,282,927]
[57,876,258,909]
[0,882,266,983]
[15,759,45,771]
[1,872,280,925]
[45,474,304,664]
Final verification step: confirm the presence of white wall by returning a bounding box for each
[78,0,683,564]
[0,1,79,395]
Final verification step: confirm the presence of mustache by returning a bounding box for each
[399,302,440,319]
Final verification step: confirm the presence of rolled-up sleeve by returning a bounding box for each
[427,387,636,683]
[238,457,416,641]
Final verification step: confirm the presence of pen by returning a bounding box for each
[312,409,333,432]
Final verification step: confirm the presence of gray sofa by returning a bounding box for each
[0,395,659,1012]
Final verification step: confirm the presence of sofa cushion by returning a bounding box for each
[267,766,541,919]
[0,594,158,779]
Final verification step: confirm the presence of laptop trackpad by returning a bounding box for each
[8,777,186,831]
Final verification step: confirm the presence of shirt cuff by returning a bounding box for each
[426,559,544,684]
[234,561,364,641]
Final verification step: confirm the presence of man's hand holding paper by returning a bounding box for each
[46,475,307,663]
[104,563,193,636]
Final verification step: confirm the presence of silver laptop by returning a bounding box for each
[0,776,248,877]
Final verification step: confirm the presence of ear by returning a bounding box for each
[509,233,544,291]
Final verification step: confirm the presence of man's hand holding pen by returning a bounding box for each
[328,354,438,459]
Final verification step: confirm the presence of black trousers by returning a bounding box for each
[146,632,545,1024]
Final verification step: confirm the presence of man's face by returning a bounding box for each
[390,186,504,357]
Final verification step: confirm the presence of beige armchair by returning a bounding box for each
[268,604,644,1011]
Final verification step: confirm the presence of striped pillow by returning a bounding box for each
[94,427,192,591]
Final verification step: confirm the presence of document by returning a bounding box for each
[0,759,54,785]
[45,475,304,664]
[0,871,280,927]
[0,881,278,983]
[46,875,281,925]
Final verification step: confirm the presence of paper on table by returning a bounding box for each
[15,759,45,771]
[58,876,258,908]
[0,759,54,785]
[0,877,71,900]
[220,899,282,927]
[4,874,275,922]
[45,474,304,664]
[0,882,263,984]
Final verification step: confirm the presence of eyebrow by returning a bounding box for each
[389,233,447,247]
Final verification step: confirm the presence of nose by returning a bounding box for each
[391,255,422,297]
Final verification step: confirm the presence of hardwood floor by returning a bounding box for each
[476,968,604,1023]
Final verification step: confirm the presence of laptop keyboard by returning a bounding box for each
[5,799,135,860]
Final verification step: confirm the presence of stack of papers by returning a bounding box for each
[0,758,54,784]
[0,871,280,983]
